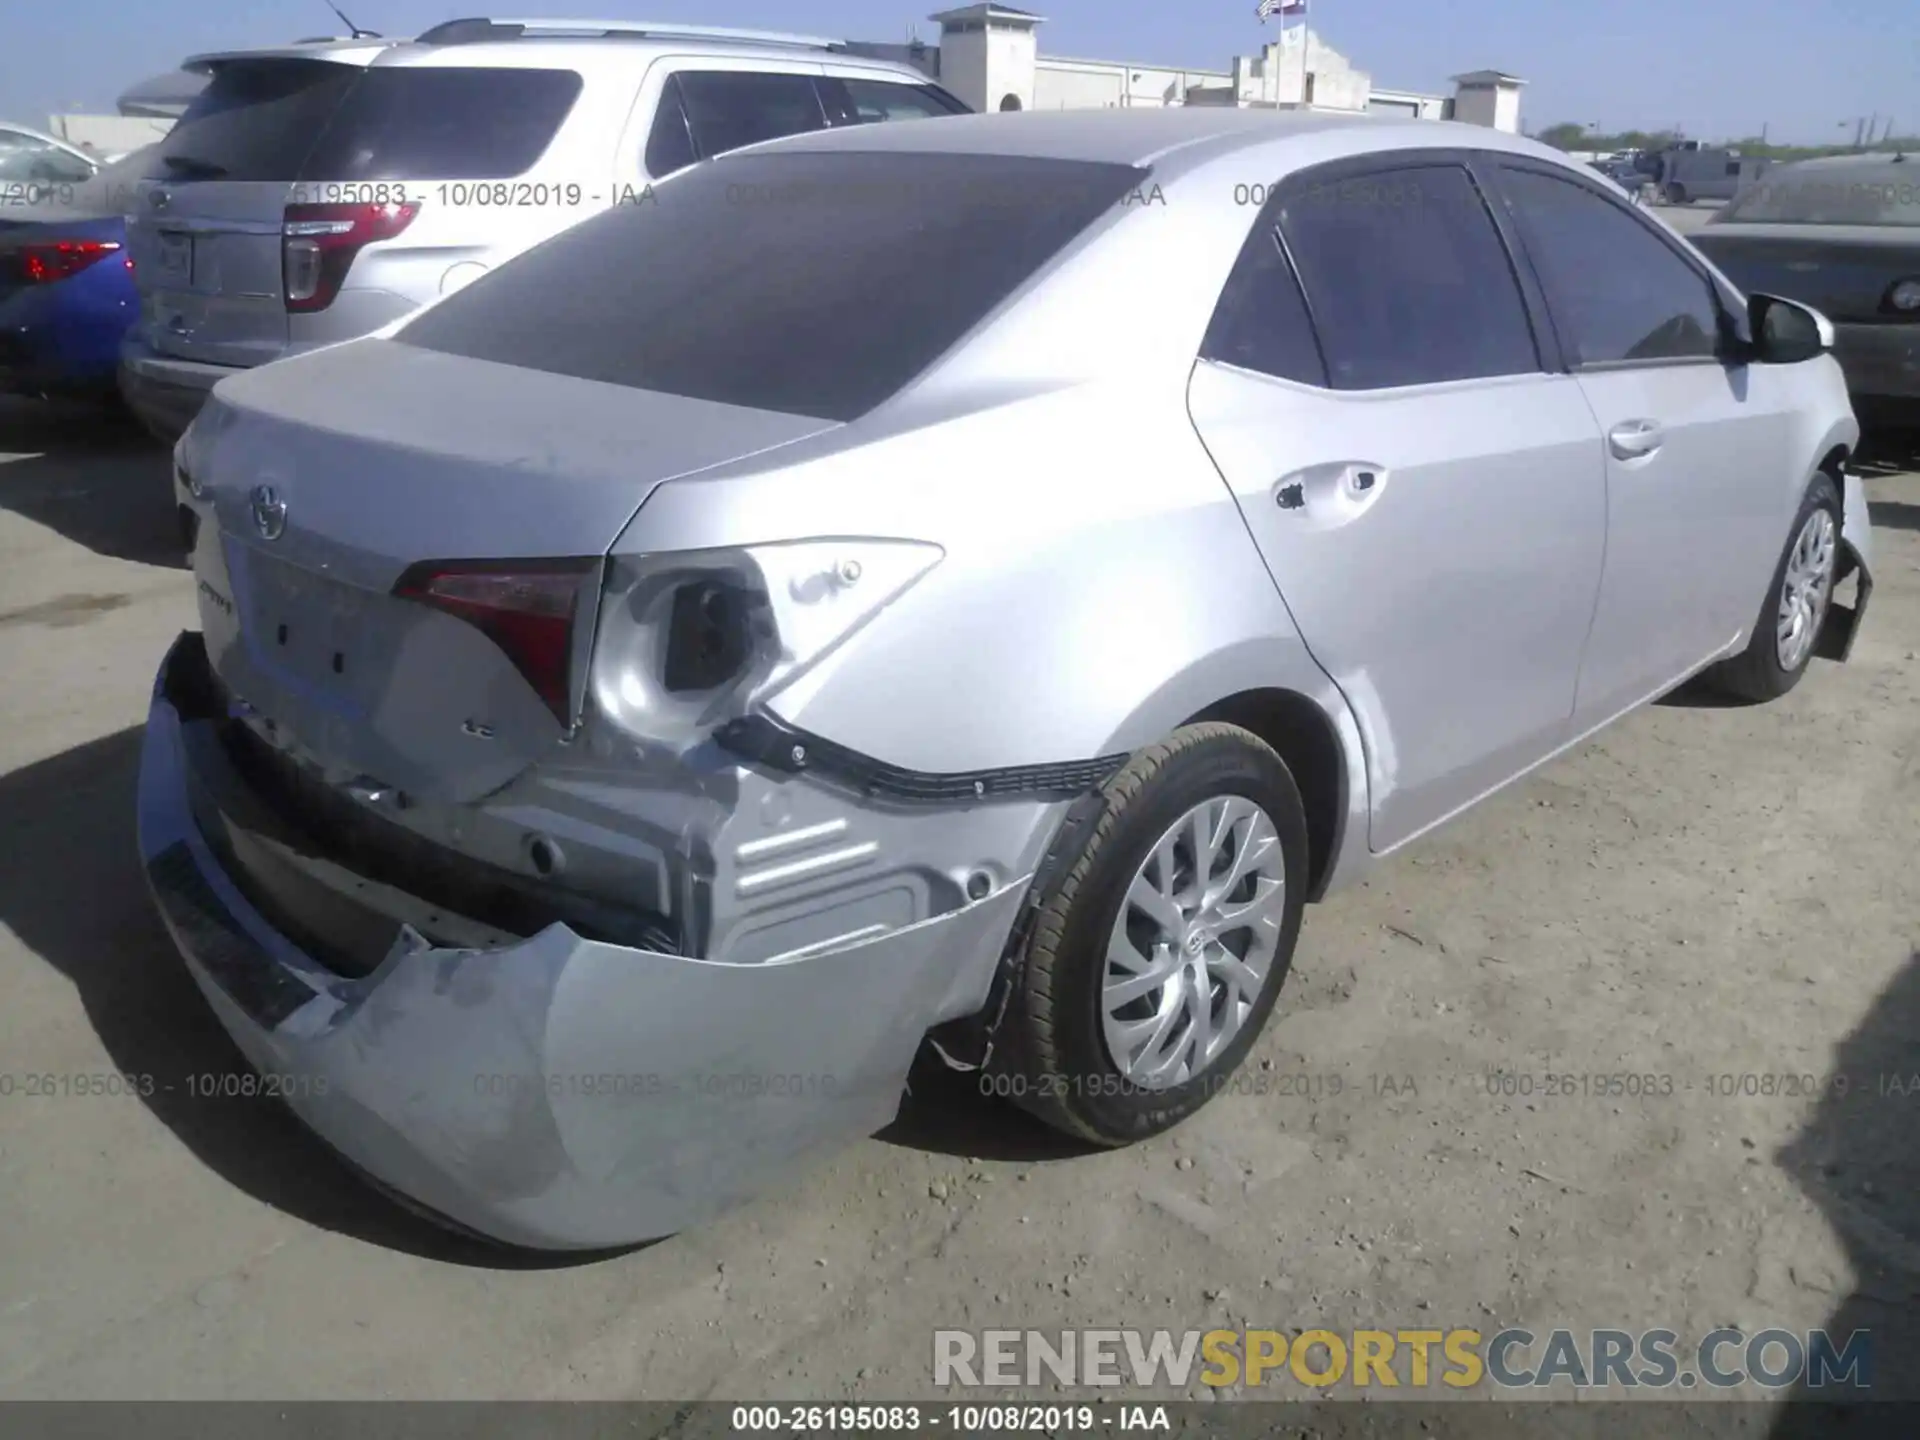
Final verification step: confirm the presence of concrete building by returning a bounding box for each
[1448,69,1528,132]
[884,5,1520,130]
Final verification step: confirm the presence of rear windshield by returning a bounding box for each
[157,60,580,182]
[397,150,1148,422]
[1717,168,1920,227]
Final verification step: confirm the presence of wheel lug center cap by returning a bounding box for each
[1184,925,1213,956]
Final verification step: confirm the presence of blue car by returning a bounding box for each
[0,146,150,401]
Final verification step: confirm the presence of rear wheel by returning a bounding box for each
[1664,182,1689,204]
[1705,472,1842,702]
[991,724,1309,1145]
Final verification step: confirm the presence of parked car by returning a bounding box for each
[142,109,1875,1251]
[118,17,970,443]
[0,147,153,401]
[1692,152,1920,428]
[0,124,101,191]
[1586,157,1650,204]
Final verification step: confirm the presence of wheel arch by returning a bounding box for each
[1183,687,1351,902]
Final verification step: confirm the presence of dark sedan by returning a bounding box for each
[1692,152,1920,428]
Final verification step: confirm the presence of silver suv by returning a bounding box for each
[118,17,968,441]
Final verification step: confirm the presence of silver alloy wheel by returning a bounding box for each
[1100,795,1287,1090]
[1775,507,1837,673]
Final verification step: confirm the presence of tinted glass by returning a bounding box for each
[675,72,827,160]
[300,68,582,180]
[1201,226,1327,386]
[0,136,94,184]
[157,62,579,183]
[399,151,1146,421]
[644,78,698,179]
[1278,165,1539,390]
[836,78,971,121]
[1716,167,1920,227]
[157,60,359,181]
[1500,166,1722,364]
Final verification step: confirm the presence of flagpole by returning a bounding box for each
[1300,0,1311,106]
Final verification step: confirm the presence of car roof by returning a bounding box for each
[1764,150,1917,180]
[181,32,934,83]
[751,106,1574,180]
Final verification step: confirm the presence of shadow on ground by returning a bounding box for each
[1767,952,1920,1435]
[880,1047,1100,1164]
[1855,427,1920,482]
[0,398,186,569]
[1868,499,1920,535]
[0,724,621,1269]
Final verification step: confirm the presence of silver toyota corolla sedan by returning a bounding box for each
[142,109,1876,1250]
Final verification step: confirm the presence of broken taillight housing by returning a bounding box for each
[283,201,419,313]
[2,238,122,284]
[591,539,945,748]
[393,559,597,725]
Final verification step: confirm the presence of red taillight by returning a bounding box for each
[282,201,419,313]
[392,560,595,724]
[4,238,122,284]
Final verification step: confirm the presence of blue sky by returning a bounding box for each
[6,0,1914,144]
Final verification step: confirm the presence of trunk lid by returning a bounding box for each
[126,174,296,368]
[189,338,839,803]
[1692,223,1920,323]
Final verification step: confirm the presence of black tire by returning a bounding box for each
[1705,471,1843,703]
[990,723,1309,1145]
[1664,182,1688,205]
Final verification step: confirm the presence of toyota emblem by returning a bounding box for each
[250,484,288,541]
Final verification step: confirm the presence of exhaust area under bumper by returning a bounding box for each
[137,632,1031,1250]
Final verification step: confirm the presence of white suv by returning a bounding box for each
[119,17,969,441]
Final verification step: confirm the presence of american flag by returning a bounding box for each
[1255,0,1306,16]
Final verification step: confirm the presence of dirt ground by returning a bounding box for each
[0,397,1914,1410]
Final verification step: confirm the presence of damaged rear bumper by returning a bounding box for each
[1818,469,1877,664]
[137,632,1030,1250]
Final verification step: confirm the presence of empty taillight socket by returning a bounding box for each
[527,835,564,877]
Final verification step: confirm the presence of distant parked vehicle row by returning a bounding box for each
[1693,152,1920,428]
[117,17,971,443]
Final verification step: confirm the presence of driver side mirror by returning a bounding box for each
[1745,292,1834,365]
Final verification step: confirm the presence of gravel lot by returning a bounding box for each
[0,396,1915,1408]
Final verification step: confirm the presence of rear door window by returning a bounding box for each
[673,72,828,160]
[398,150,1148,421]
[822,77,971,122]
[1200,224,1328,387]
[644,76,699,179]
[1277,163,1541,390]
[155,61,581,182]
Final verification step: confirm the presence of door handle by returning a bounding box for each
[1275,462,1386,514]
[1607,419,1665,459]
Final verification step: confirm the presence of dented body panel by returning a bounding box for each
[140,633,1031,1249]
